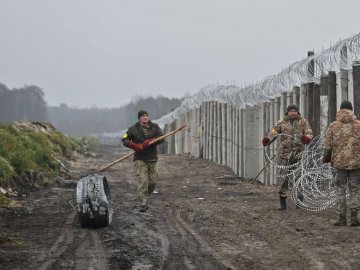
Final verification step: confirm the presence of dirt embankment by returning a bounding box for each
[1,146,360,270]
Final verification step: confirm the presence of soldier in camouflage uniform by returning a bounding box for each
[262,104,313,210]
[122,110,163,212]
[323,100,360,226]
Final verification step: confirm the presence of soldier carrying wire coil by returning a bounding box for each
[262,104,313,210]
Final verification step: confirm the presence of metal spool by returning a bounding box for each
[76,174,113,228]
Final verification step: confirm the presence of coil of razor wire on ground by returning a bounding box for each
[264,134,337,211]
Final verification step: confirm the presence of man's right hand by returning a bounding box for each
[128,141,144,152]
[262,137,271,147]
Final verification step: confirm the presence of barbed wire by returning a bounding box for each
[264,134,337,211]
[97,32,360,139]
[155,32,360,127]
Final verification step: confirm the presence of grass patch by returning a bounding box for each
[0,193,12,208]
[0,122,77,188]
[0,157,15,186]
[0,124,56,176]
[71,136,99,151]
[47,130,74,157]
[0,122,99,189]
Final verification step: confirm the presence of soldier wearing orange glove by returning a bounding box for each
[122,110,163,212]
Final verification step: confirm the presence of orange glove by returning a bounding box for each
[262,137,270,147]
[128,141,144,152]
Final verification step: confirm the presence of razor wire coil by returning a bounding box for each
[264,134,337,212]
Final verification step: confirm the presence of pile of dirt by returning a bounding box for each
[13,121,56,133]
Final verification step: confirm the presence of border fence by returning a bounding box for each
[158,33,360,185]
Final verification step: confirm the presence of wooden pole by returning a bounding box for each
[99,124,187,172]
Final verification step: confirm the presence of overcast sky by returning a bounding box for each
[1,0,360,108]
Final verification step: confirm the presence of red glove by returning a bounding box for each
[128,141,144,152]
[322,156,331,163]
[301,135,311,144]
[142,138,156,148]
[262,137,270,147]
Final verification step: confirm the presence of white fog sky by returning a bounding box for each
[0,0,359,108]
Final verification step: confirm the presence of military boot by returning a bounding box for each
[279,196,286,210]
[333,214,347,226]
[139,205,149,212]
[148,183,156,195]
[350,210,360,226]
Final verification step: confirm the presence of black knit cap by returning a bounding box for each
[287,104,299,112]
[138,110,148,119]
[340,100,353,111]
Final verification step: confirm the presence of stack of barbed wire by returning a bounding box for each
[264,134,337,211]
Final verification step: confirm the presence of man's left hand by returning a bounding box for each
[142,138,156,148]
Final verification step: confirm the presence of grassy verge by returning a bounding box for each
[0,122,99,188]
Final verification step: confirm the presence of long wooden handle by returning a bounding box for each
[99,152,135,172]
[147,124,187,145]
[99,124,187,172]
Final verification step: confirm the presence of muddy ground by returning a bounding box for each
[1,146,360,270]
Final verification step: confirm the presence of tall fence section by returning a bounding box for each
[157,33,360,185]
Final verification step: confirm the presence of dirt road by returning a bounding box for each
[1,146,360,270]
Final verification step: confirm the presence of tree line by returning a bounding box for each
[0,83,182,136]
[48,96,182,135]
[0,83,48,122]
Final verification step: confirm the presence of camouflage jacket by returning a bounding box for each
[323,109,360,169]
[266,115,313,160]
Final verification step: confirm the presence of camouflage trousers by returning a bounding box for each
[277,158,299,197]
[335,169,360,216]
[134,160,159,207]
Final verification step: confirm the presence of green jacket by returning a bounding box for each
[122,121,163,161]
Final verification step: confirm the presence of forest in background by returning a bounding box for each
[48,96,182,135]
[0,83,183,136]
[0,83,48,122]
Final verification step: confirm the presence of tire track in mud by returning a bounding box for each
[36,212,76,270]
[35,211,109,270]
[175,210,237,270]
[129,221,170,270]
[157,207,231,270]
[73,230,109,270]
